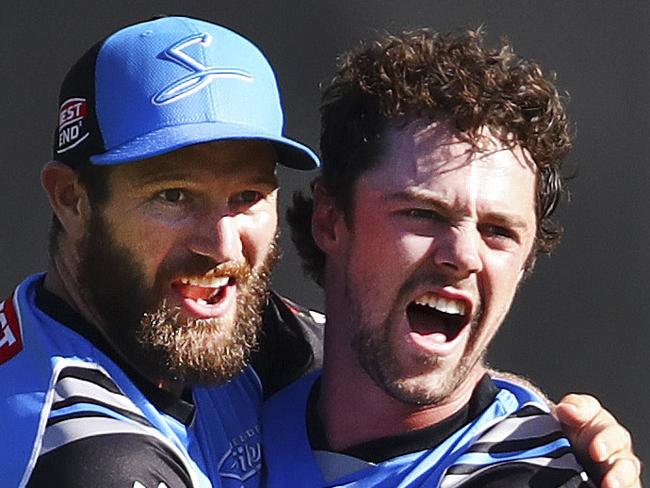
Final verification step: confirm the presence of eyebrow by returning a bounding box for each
[136,171,191,185]
[384,189,531,230]
[133,170,278,189]
[384,188,451,210]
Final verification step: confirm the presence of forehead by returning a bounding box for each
[106,139,278,187]
[361,121,537,203]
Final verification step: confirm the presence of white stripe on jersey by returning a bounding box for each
[41,415,174,455]
[440,452,591,487]
[471,409,560,443]
[52,375,146,418]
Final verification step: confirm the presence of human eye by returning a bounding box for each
[156,188,186,204]
[233,190,263,205]
[229,190,266,212]
[479,223,517,244]
[404,208,444,221]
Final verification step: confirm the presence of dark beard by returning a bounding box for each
[353,320,480,406]
[76,210,278,387]
[348,271,484,406]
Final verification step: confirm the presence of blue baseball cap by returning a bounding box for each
[53,16,320,170]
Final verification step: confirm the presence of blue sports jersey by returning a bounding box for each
[262,370,595,487]
[0,274,263,487]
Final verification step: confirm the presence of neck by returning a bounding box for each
[319,362,485,451]
[44,251,102,329]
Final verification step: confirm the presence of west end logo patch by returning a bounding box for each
[152,32,253,105]
[0,295,23,365]
[56,98,90,154]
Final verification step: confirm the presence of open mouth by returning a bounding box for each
[171,275,237,315]
[406,293,470,343]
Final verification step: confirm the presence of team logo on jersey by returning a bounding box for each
[56,97,90,154]
[218,424,262,482]
[0,294,23,365]
[152,32,253,105]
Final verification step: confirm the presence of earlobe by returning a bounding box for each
[311,183,344,255]
[41,161,90,240]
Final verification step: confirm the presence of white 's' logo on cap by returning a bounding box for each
[57,98,90,154]
[153,33,253,105]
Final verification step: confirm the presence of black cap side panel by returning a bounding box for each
[53,41,105,168]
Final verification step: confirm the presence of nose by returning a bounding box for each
[187,213,242,264]
[434,225,483,278]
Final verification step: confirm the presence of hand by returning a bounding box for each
[556,394,642,488]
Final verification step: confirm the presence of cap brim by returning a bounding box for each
[90,121,320,170]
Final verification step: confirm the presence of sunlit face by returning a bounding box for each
[328,121,537,405]
[77,140,279,386]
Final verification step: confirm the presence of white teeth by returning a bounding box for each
[180,276,230,288]
[196,298,208,306]
[414,294,467,315]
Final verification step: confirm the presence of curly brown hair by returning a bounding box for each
[288,28,572,286]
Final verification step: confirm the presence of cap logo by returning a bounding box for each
[152,33,253,106]
[56,98,90,154]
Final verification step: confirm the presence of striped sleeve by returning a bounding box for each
[26,364,194,488]
[441,406,596,487]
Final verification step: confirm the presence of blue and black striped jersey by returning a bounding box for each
[262,371,596,487]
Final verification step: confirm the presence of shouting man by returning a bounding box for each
[263,28,641,486]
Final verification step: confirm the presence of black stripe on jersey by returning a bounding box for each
[466,431,566,454]
[512,405,547,417]
[446,446,574,475]
[47,398,152,427]
[445,462,594,487]
[57,365,122,394]
[28,432,193,488]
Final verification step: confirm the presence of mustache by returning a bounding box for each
[401,272,462,293]
[157,255,252,284]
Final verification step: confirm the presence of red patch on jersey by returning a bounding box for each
[0,294,23,365]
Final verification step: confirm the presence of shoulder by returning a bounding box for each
[27,431,193,487]
[264,292,325,350]
[0,277,93,485]
[449,461,593,487]
[252,292,325,398]
[25,361,197,486]
[446,379,597,487]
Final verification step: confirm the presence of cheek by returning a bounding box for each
[480,253,525,320]
[347,231,428,305]
[356,215,434,268]
[239,211,278,266]
[397,233,437,262]
[107,214,180,279]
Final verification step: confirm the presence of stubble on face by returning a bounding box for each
[331,122,537,409]
[77,209,278,387]
[347,265,486,407]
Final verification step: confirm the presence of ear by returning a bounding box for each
[311,183,346,255]
[41,161,92,241]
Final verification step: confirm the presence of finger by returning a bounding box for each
[556,394,607,427]
[589,424,633,464]
[600,457,642,488]
[556,394,640,487]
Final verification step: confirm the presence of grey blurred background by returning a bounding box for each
[1,0,647,477]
